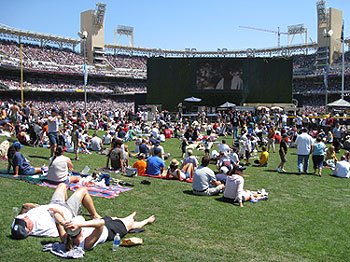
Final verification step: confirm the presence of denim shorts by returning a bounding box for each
[21,167,36,176]
[48,132,59,145]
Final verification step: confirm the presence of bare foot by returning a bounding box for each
[147,215,156,224]
[92,213,102,220]
[13,174,19,178]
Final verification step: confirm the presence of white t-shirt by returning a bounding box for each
[90,136,102,151]
[295,133,313,155]
[224,175,244,202]
[218,143,230,154]
[335,161,350,178]
[14,204,72,238]
[183,155,199,166]
[75,216,109,251]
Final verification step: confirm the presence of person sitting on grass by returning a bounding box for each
[254,146,269,167]
[223,166,268,207]
[132,153,147,176]
[216,166,229,185]
[192,155,225,196]
[106,139,125,172]
[182,149,199,168]
[52,210,155,252]
[165,158,193,181]
[325,145,338,167]
[7,142,42,177]
[332,156,350,178]
[217,151,235,171]
[146,147,165,176]
[46,145,80,185]
[10,183,101,240]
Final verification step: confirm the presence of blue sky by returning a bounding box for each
[1,0,349,51]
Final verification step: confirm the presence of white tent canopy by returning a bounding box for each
[218,102,236,108]
[327,99,350,108]
[184,97,202,102]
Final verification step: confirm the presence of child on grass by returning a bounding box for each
[180,138,187,158]
[254,146,269,167]
[132,153,147,175]
[277,134,288,172]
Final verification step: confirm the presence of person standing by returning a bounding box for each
[47,108,61,157]
[277,134,288,173]
[312,136,326,177]
[295,128,314,175]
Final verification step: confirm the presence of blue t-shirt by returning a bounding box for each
[12,152,31,174]
[146,156,165,175]
[139,143,149,156]
[312,142,326,156]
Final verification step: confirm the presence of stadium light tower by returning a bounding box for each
[78,30,88,111]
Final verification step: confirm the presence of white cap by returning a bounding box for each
[220,166,229,174]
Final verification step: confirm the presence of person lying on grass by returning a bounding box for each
[11,183,100,240]
[52,211,155,251]
[7,142,42,177]
[223,166,268,207]
[165,158,193,181]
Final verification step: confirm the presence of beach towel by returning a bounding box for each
[0,170,132,199]
[138,173,193,183]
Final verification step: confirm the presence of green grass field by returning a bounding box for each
[0,134,349,262]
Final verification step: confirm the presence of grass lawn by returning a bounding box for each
[0,134,349,262]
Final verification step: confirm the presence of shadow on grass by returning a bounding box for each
[183,190,195,195]
[264,169,304,176]
[41,240,57,245]
[215,197,240,206]
[29,155,49,160]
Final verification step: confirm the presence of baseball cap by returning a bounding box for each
[11,218,29,239]
[154,147,161,155]
[220,166,229,174]
[187,149,193,155]
[12,142,24,149]
[233,166,246,172]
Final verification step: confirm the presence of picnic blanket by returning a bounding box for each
[137,173,193,183]
[0,170,132,199]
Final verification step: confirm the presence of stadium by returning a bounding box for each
[1,1,350,261]
[0,1,349,112]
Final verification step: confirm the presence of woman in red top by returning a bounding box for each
[267,126,276,153]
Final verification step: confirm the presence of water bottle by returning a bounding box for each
[13,207,19,216]
[112,233,120,251]
[81,166,90,175]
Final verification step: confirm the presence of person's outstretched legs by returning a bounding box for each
[114,211,155,231]
[73,188,101,219]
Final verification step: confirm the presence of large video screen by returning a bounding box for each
[147,57,292,110]
[196,60,243,91]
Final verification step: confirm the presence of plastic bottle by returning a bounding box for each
[112,233,120,251]
[81,166,90,175]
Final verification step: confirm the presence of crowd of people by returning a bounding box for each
[2,38,350,98]
[2,97,350,256]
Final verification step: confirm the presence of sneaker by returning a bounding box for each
[261,188,266,195]
[85,150,92,155]
[281,169,286,172]
[276,167,281,173]
[41,165,48,173]
[260,196,268,201]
